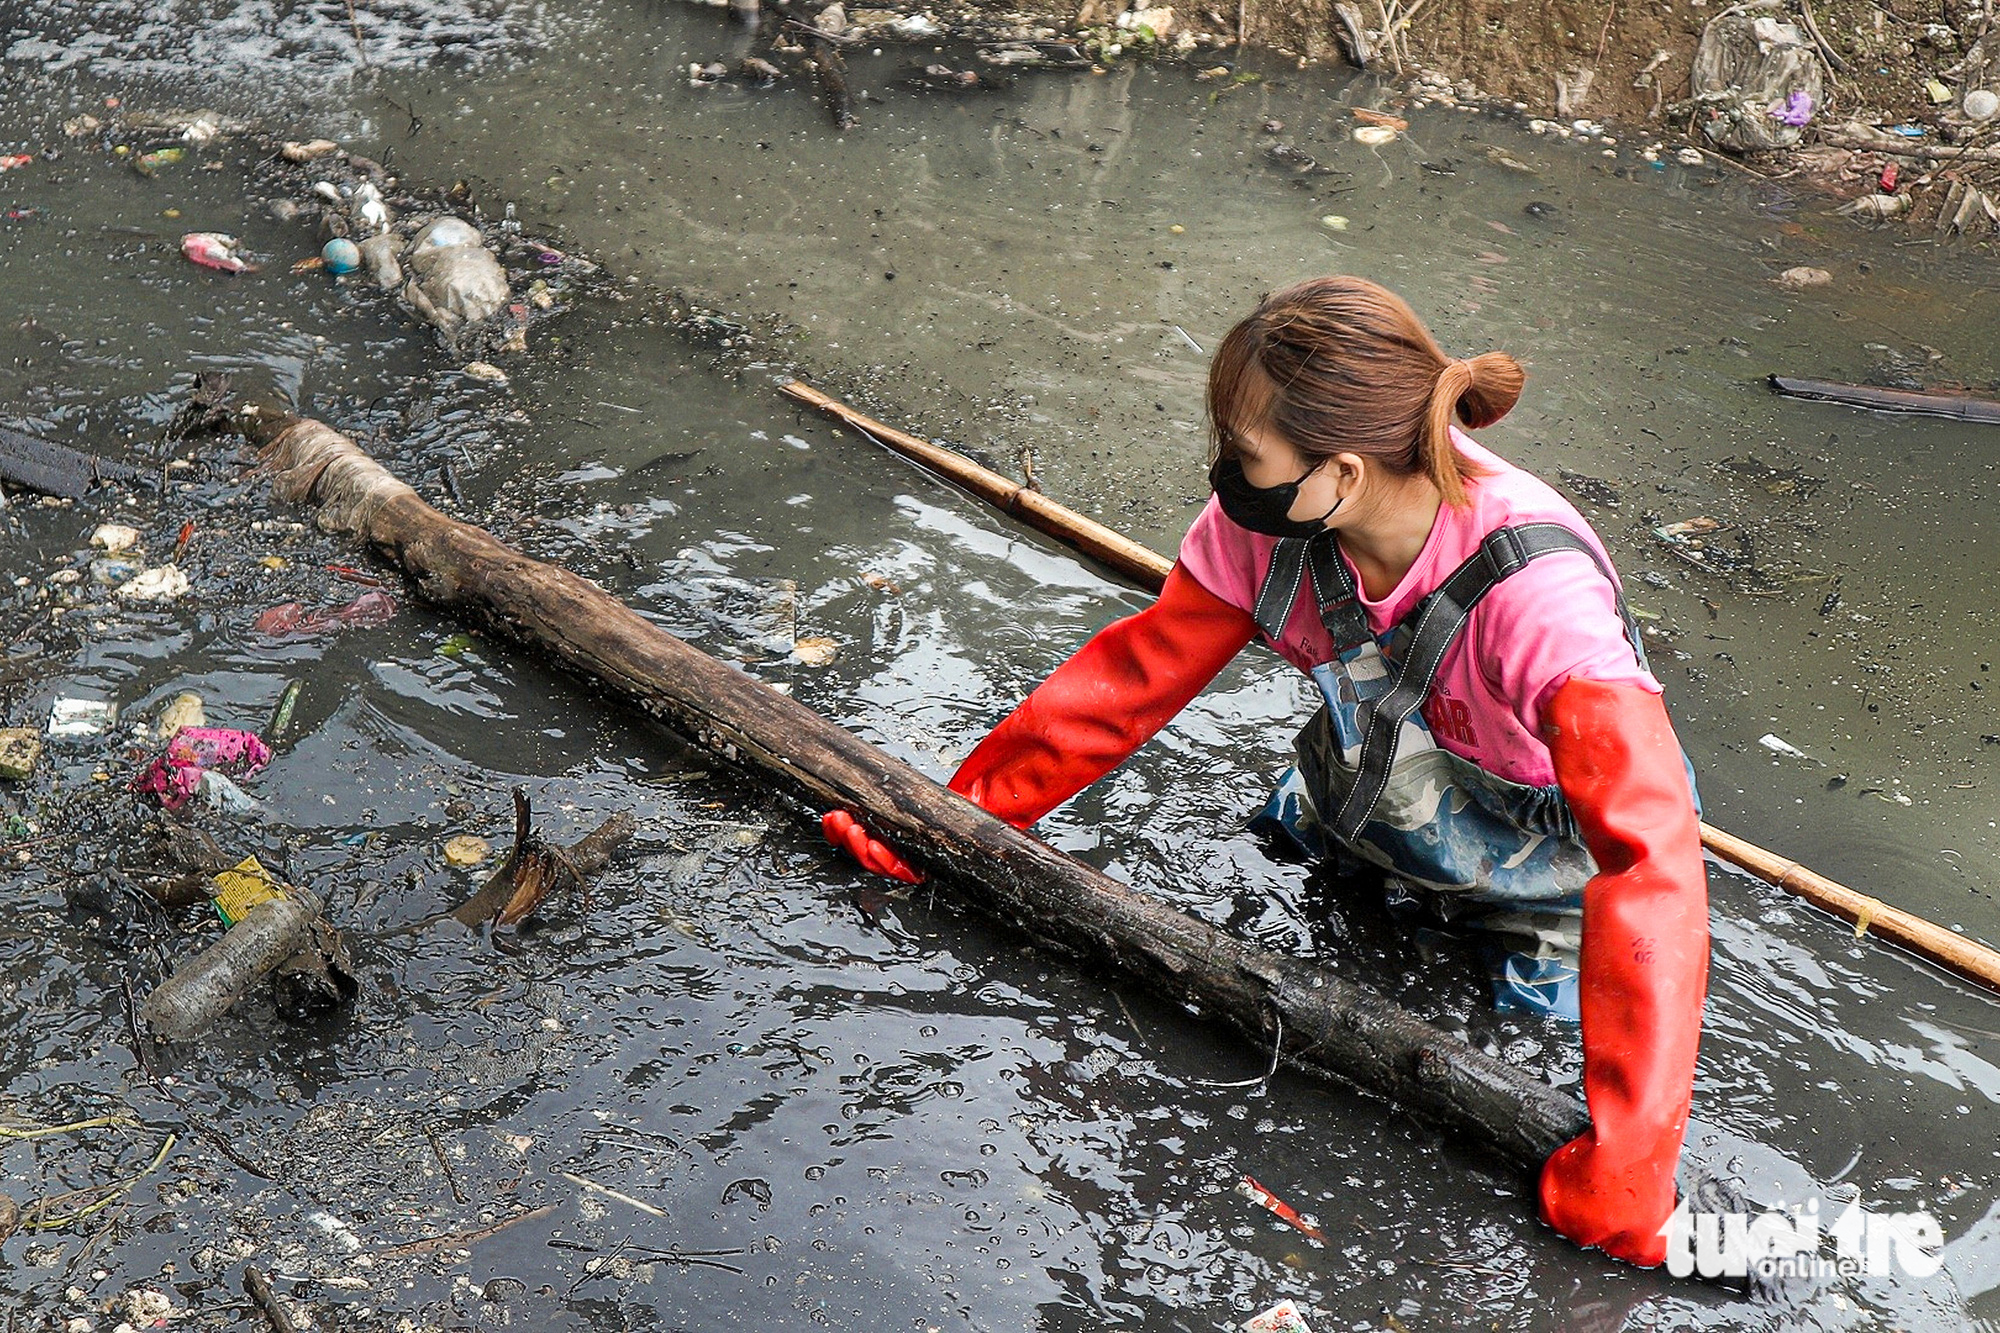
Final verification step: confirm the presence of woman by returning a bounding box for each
[823,276,1708,1268]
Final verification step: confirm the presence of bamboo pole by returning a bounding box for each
[779,379,2000,1000]
[1700,822,2000,993]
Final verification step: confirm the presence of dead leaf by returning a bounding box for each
[793,635,839,666]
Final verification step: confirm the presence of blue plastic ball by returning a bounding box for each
[321,237,361,275]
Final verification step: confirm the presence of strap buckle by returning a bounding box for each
[1482,526,1530,581]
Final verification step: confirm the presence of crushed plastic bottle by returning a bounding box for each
[181,232,259,274]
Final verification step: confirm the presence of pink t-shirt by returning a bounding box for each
[1177,430,1658,787]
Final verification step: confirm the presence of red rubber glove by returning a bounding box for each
[947,562,1256,828]
[1538,677,1710,1267]
[820,563,1256,876]
[820,810,922,884]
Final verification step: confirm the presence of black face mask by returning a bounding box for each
[1209,454,1344,538]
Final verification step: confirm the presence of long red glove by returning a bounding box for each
[1539,676,1710,1267]
[822,563,1257,876]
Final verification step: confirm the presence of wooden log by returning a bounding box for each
[238,408,1587,1167]
[1768,374,2000,425]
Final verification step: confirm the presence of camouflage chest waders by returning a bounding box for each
[1247,524,1681,1019]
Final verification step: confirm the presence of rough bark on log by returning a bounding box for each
[241,409,1800,1288]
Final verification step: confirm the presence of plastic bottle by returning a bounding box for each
[140,889,325,1040]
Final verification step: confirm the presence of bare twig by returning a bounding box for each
[421,1123,469,1205]
[344,0,370,67]
[376,1202,559,1257]
[1374,0,1405,74]
[0,1116,139,1141]
[1824,134,2000,162]
[1795,0,1850,73]
[560,1171,670,1218]
[244,1266,303,1333]
[1594,1,1618,68]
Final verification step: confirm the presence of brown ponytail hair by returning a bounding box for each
[1206,275,1525,507]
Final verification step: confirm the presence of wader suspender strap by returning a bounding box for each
[1252,523,1642,843]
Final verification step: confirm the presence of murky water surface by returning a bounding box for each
[2,2,1998,1329]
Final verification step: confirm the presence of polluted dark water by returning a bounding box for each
[2,2,1999,1330]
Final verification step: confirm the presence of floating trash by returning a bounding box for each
[91,523,142,553]
[48,698,117,738]
[117,565,190,601]
[321,237,361,274]
[444,834,491,868]
[181,232,259,274]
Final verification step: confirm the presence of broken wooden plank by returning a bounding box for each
[0,423,146,499]
[1767,374,2000,425]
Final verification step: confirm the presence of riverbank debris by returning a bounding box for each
[255,588,399,637]
[140,880,329,1040]
[281,138,340,162]
[264,680,303,744]
[1767,375,2000,425]
[91,522,142,553]
[402,217,510,336]
[321,236,361,274]
[133,727,273,811]
[1759,733,1809,760]
[48,698,117,738]
[1836,192,1913,225]
[156,690,206,739]
[0,728,42,780]
[452,788,636,927]
[117,564,190,602]
[1236,1175,1326,1243]
[1243,1300,1315,1333]
[0,422,144,499]
[181,231,260,274]
[1690,11,1824,152]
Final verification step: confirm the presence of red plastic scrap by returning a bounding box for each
[255,588,398,637]
[1237,1175,1327,1243]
